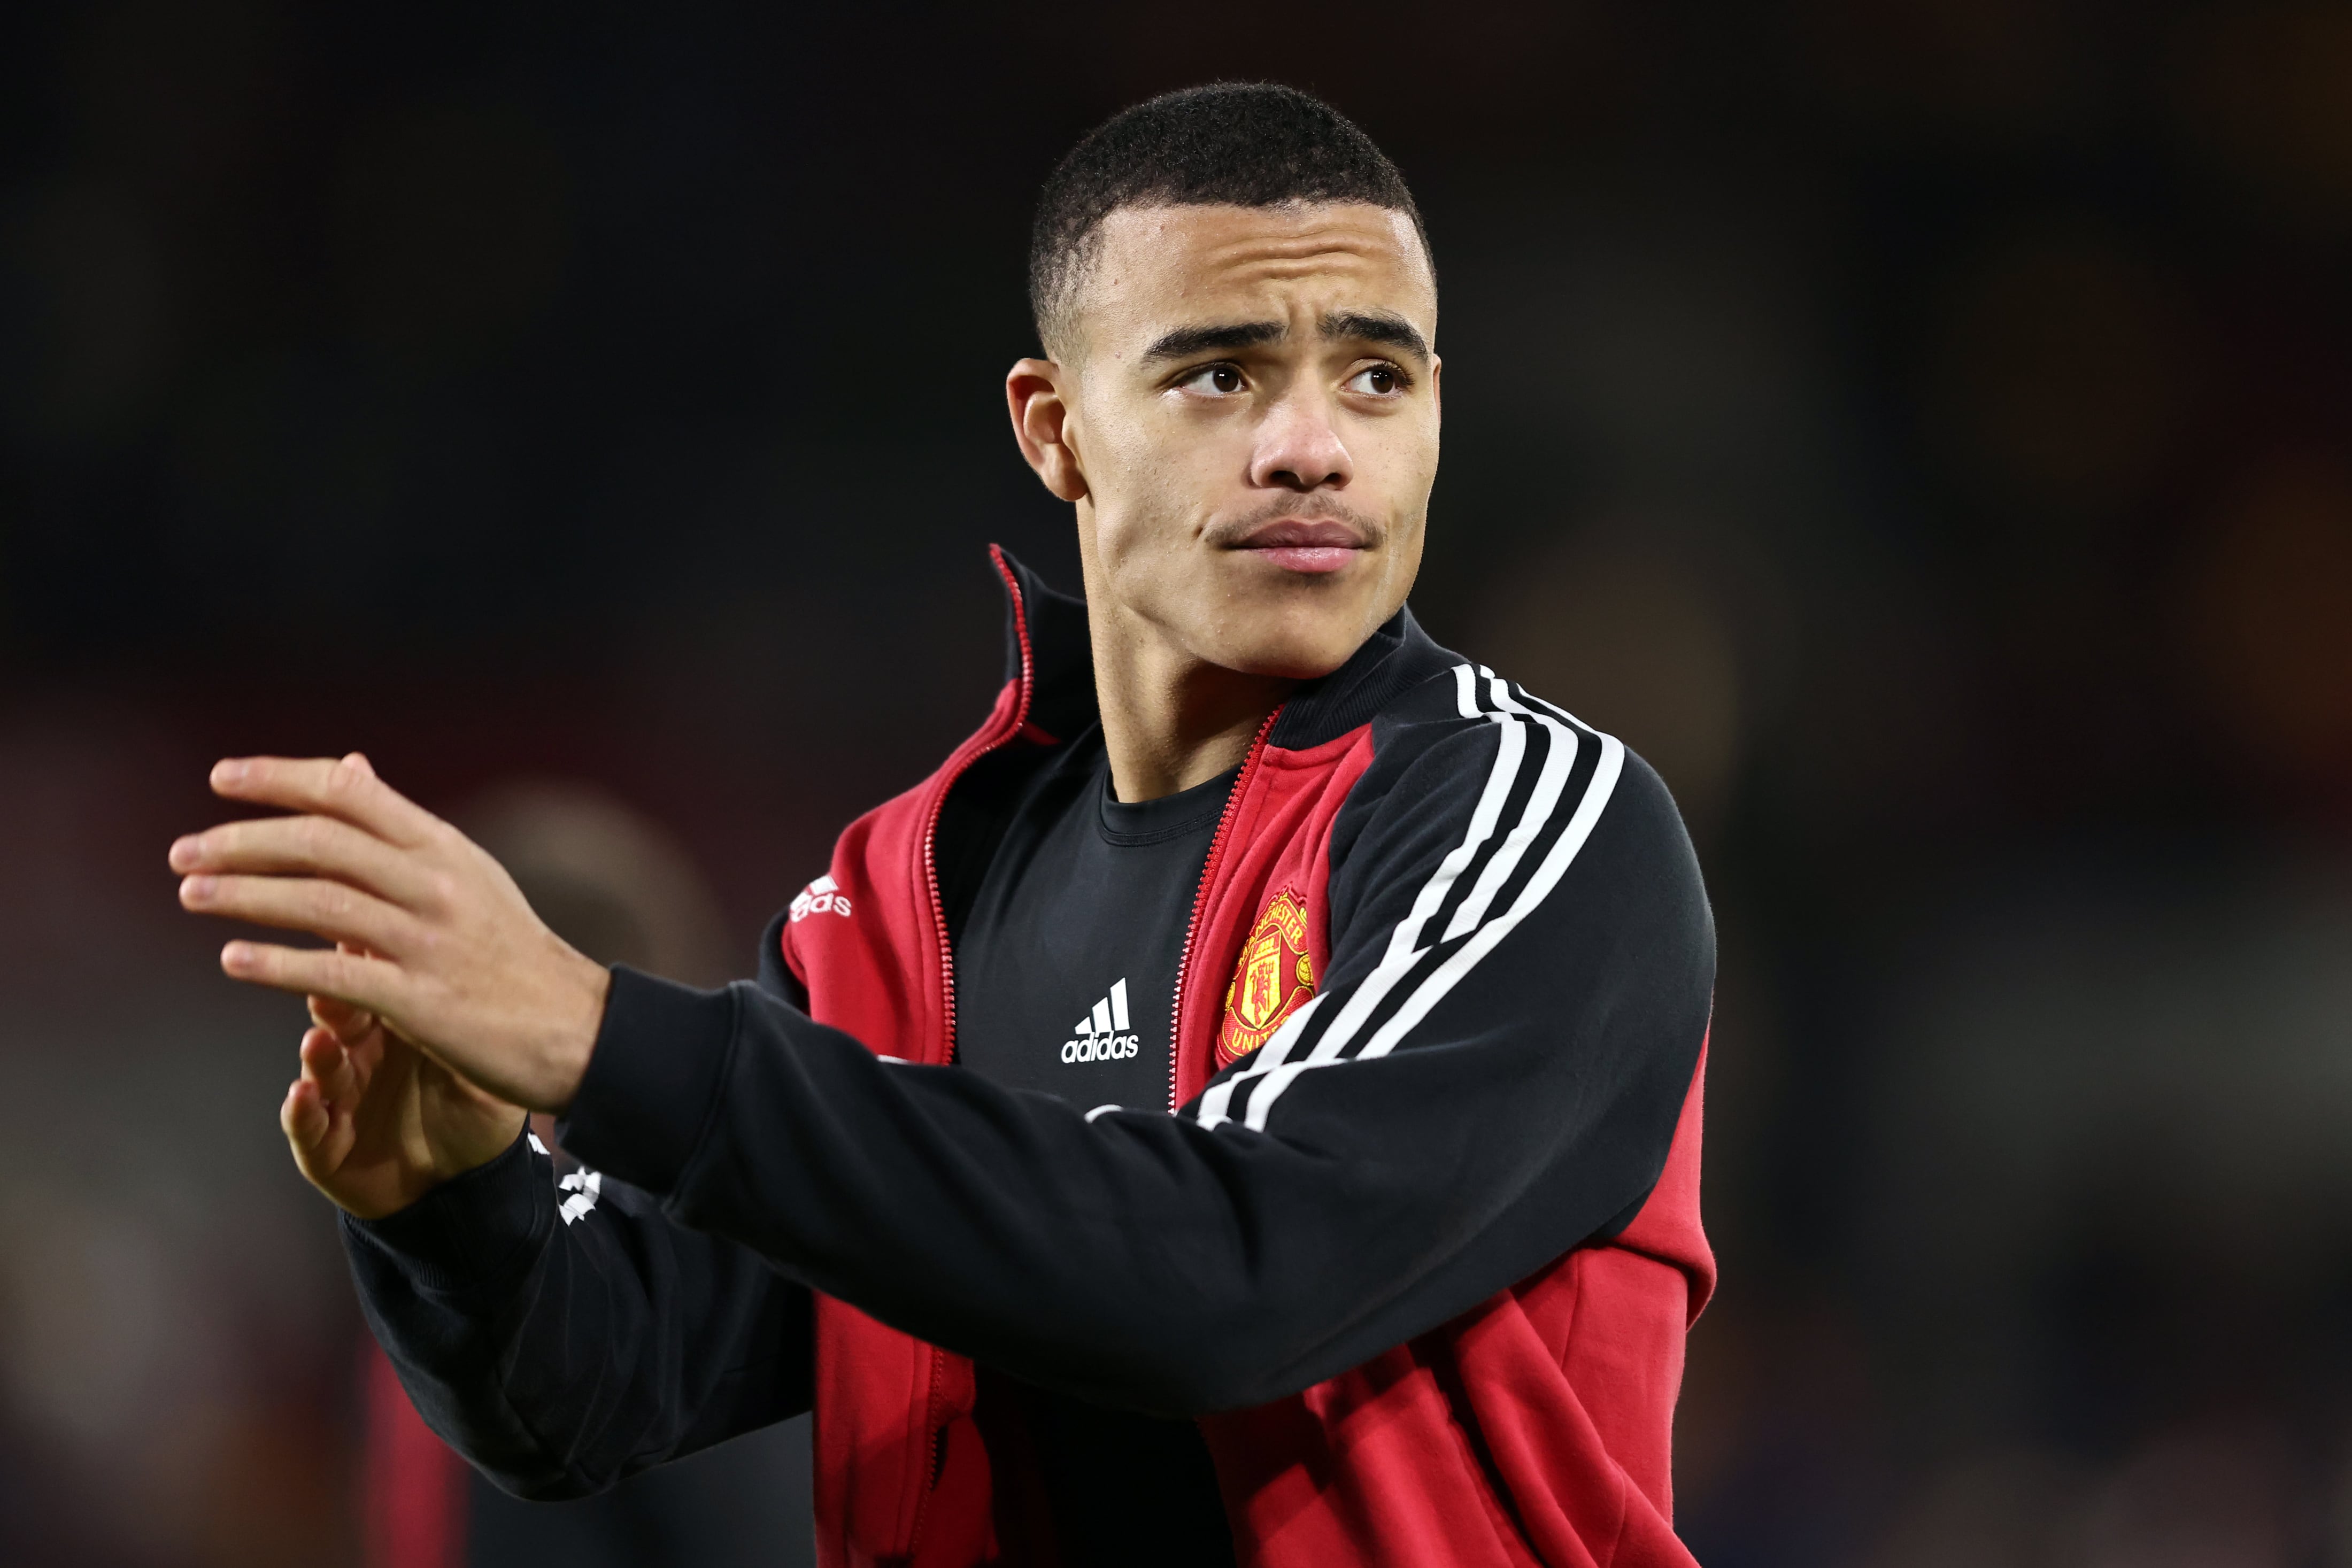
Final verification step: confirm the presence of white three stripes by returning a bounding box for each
[1078,978,1131,1039]
[1193,666,1624,1134]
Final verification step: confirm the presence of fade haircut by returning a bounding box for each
[1028,83,1430,356]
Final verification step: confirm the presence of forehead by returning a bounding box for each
[1076,202,1436,356]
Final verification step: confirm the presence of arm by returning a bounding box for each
[168,753,812,1495]
[560,681,1713,1416]
[344,1124,813,1499]
[174,689,1709,1420]
[336,938,819,1496]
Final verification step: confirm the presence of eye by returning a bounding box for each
[1176,363,1246,396]
[1345,363,1407,397]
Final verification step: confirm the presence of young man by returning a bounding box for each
[174,84,1716,1567]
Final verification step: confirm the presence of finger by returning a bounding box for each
[309,992,378,1043]
[221,939,401,1013]
[309,1009,388,1099]
[205,754,441,848]
[282,1078,331,1152]
[299,1026,364,1106]
[181,872,414,953]
[281,1077,356,1192]
[169,814,435,906]
[312,943,383,1041]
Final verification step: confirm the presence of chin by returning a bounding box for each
[1211,618,1368,682]
[1156,557,1409,681]
[1205,551,1413,679]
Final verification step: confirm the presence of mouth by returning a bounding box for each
[1230,517,1370,576]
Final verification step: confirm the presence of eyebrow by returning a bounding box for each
[1138,311,1432,365]
[1140,320,1287,361]
[1321,310,1430,364]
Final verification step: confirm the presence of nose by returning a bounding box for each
[1248,387,1353,493]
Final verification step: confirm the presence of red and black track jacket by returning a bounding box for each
[346,546,1717,1567]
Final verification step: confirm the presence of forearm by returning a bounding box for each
[345,1131,813,1497]
[557,970,1690,1416]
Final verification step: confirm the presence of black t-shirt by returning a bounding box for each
[950,728,1238,1567]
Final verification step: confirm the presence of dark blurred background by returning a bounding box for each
[4,2,2352,1563]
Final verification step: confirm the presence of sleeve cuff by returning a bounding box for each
[555,965,740,1198]
[341,1129,551,1293]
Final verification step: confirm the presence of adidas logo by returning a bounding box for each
[789,874,852,923]
[558,1168,603,1225]
[528,1132,605,1225]
[1061,978,1141,1064]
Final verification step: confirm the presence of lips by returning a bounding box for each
[1233,518,1368,575]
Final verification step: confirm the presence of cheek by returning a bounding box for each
[1091,422,1228,555]
[1094,494,1189,590]
[1364,405,1442,484]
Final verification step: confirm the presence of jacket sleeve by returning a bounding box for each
[557,671,1714,1418]
[342,981,816,1498]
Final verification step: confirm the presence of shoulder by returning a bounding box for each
[1330,661,1708,932]
[1344,663,1688,850]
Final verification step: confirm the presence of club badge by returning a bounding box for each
[1219,885,1316,1066]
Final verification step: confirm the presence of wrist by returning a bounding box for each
[556,967,739,1198]
[539,952,612,1113]
[338,1110,520,1223]
[342,1127,550,1292]
[422,1103,531,1198]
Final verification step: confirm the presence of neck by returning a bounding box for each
[1090,614,1293,802]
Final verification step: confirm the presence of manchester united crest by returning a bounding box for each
[1219,886,1316,1066]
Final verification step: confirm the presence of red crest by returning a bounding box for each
[1219,886,1316,1067]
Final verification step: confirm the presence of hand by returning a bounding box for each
[284,980,527,1218]
[172,753,612,1113]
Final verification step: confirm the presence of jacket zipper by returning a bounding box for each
[1167,707,1282,1113]
[925,548,1037,1069]
[908,551,1036,1534]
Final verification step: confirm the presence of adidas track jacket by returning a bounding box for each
[345,547,1718,1567]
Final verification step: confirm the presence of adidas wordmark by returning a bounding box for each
[1062,978,1140,1064]
[789,874,852,922]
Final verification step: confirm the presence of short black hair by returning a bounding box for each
[1028,83,1429,353]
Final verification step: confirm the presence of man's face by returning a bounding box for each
[1020,202,1440,681]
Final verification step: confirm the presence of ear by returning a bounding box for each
[1006,359,1089,503]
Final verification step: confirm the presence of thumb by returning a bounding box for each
[342,751,377,778]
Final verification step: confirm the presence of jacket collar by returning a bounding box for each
[990,545,1461,753]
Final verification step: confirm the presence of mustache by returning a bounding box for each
[1201,496,1386,550]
